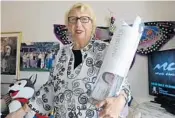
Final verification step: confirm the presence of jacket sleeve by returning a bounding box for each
[120,78,132,104]
[27,46,63,116]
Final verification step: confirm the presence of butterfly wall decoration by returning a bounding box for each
[53,21,175,55]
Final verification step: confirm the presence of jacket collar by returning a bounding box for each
[70,38,95,53]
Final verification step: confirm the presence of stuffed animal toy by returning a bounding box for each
[8,74,37,113]
[7,74,53,118]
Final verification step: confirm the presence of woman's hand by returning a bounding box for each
[5,104,30,118]
[96,95,126,118]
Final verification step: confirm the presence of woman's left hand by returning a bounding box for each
[96,95,126,118]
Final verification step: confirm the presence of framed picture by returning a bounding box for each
[20,42,60,72]
[1,32,21,83]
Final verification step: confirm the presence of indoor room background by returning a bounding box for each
[1,1,175,104]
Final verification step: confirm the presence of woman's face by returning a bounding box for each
[67,9,93,49]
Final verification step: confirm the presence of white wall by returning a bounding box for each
[1,1,175,103]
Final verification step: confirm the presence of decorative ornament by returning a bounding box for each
[136,21,175,55]
[53,21,175,54]
[108,9,116,36]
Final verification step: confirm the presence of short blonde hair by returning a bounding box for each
[65,3,97,36]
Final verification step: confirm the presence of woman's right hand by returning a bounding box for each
[5,104,30,118]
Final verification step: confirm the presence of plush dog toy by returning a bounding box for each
[8,74,37,113]
[7,74,52,118]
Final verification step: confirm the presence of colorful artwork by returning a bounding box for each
[20,42,60,72]
[137,21,175,55]
[53,22,175,55]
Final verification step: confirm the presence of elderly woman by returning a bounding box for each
[6,3,132,118]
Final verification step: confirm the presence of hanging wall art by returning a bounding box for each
[136,21,175,55]
[20,42,60,72]
[1,32,22,83]
[53,21,175,55]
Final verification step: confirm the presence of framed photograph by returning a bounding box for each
[1,32,21,83]
[20,42,60,72]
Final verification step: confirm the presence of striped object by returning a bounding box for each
[2,93,12,105]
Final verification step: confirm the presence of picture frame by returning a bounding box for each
[1,32,22,83]
[20,41,60,72]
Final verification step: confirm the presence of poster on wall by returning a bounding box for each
[1,32,21,83]
[20,42,60,72]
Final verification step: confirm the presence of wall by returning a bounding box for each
[1,1,175,103]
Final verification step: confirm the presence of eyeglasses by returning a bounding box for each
[68,16,92,24]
